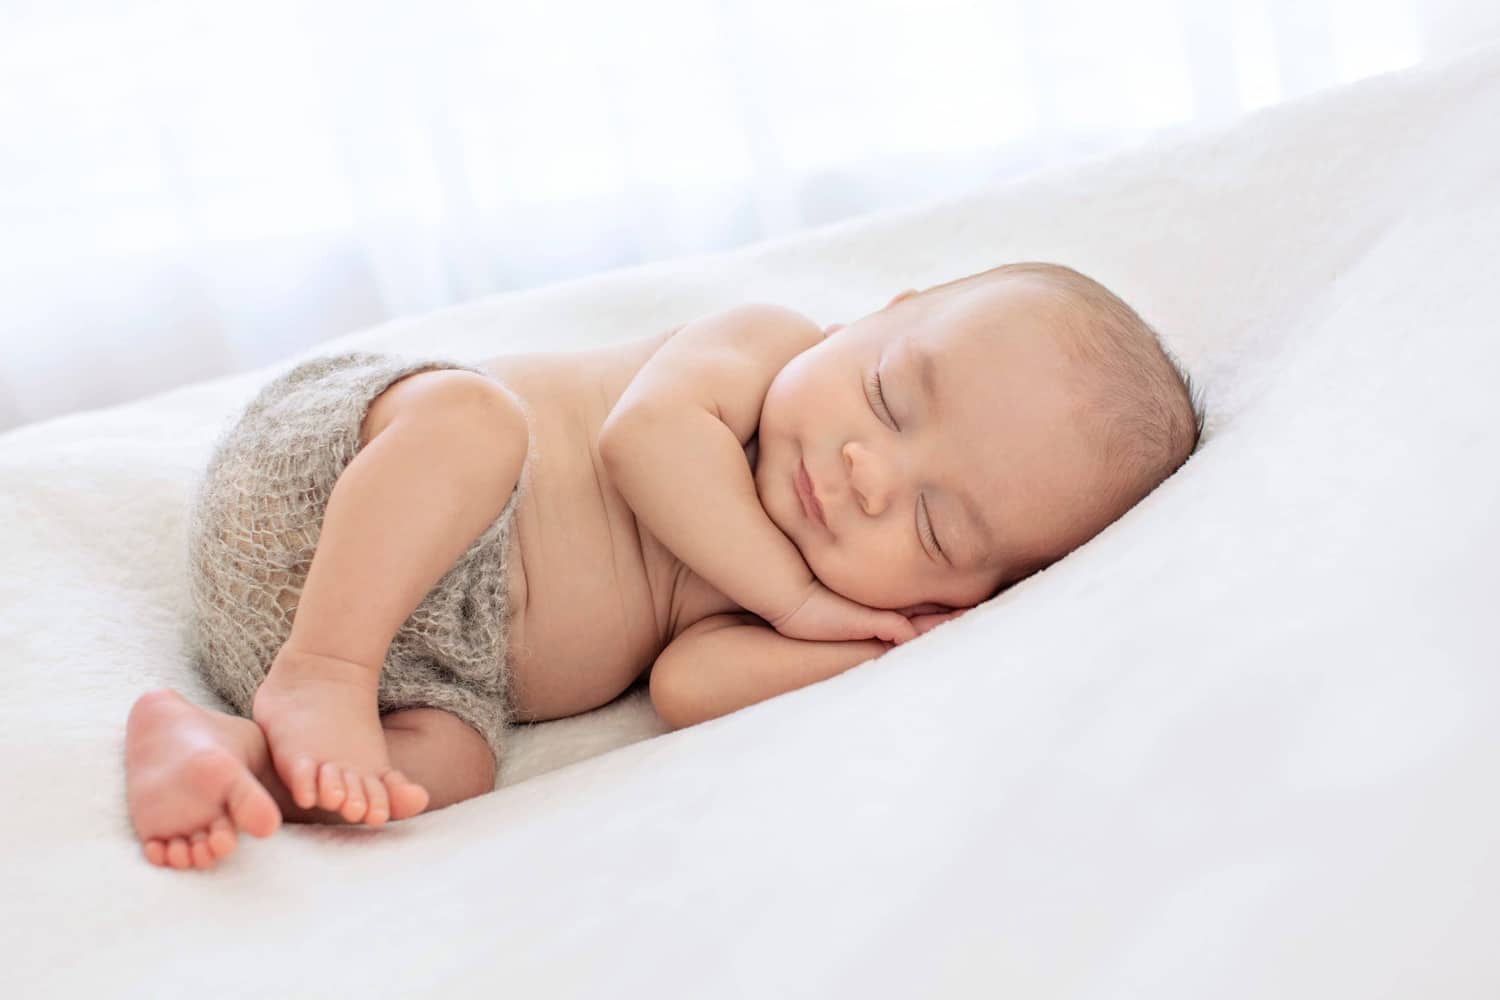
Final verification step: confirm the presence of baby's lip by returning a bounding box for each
[796,458,827,529]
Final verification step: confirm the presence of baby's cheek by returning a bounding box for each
[814,549,907,606]
[800,540,845,585]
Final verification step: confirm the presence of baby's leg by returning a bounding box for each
[126,688,497,869]
[250,369,528,825]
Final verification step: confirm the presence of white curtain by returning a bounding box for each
[0,0,1433,432]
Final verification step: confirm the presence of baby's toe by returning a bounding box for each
[361,774,390,828]
[338,768,368,823]
[316,761,348,812]
[166,836,192,870]
[189,831,215,870]
[277,753,317,810]
[207,817,237,859]
[225,770,281,839]
[384,770,429,821]
[144,839,167,866]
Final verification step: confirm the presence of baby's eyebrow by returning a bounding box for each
[910,339,940,418]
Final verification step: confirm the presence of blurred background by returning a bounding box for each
[3,0,1498,433]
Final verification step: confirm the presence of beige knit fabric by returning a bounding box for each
[184,351,525,778]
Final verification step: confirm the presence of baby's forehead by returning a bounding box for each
[902,314,1077,399]
[909,316,1098,458]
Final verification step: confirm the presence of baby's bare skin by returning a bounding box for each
[124,328,747,868]
[475,329,743,721]
[128,265,1193,868]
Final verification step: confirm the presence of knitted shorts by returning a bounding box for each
[185,350,525,778]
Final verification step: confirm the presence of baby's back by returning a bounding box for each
[477,329,741,722]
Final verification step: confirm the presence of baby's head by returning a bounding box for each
[754,261,1204,612]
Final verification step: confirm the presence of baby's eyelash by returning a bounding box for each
[867,370,895,427]
[921,496,943,556]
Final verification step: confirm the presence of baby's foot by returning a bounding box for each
[125,688,282,870]
[251,647,429,827]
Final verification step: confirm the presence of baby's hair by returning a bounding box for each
[918,260,1206,519]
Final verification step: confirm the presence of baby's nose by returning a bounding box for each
[842,441,893,517]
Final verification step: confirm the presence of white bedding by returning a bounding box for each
[3,37,1499,999]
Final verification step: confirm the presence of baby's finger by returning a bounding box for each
[882,614,919,645]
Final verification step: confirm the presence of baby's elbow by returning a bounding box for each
[648,663,697,731]
[648,667,685,731]
[596,413,630,469]
[597,404,667,476]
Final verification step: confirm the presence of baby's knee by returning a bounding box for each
[359,369,510,450]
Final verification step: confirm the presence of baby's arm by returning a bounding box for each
[648,604,966,729]
[648,612,892,729]
[599,304,825,626]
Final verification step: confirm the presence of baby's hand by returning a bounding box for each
[768,580,918,645]
[895,602,971,636]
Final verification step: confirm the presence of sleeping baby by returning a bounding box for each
[124,261,1202,870]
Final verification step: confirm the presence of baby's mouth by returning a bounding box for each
[795,458,827,529]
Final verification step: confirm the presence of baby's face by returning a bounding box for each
[755,276,1112,612]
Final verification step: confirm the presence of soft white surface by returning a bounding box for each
[3,36,1499,999]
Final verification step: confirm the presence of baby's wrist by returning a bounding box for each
[760,573,819,629]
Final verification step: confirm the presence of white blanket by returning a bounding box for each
[3,37,1499,999]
